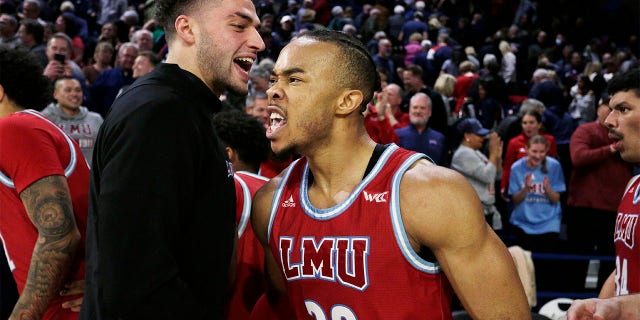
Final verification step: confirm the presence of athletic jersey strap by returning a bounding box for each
[0,110,78,189]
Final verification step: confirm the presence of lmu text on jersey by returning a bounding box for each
[279,236,370,291]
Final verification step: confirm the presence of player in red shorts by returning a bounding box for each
[251,30,529,319]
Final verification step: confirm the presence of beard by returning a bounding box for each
[196,31,249,96]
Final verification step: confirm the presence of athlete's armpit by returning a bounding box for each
[10,175,81,320]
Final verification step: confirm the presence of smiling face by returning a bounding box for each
[525,142,548,168]
[53,78,83,114]
[266,38,343,156]
[605,90,640,164]
[192,0,265,96]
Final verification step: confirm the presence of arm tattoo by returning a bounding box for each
[10,175,80,320]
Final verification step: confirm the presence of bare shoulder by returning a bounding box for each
[251,175,282,245]
[399,159,486,250]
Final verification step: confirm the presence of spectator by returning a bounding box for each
[131,50,159,79]
[17,19,47,67]
[501,108,558,196]
[0,13,19,48]
[54,13,84,65]
[245,91,269,128]
[131,28,153,52]
[82,41,114,84]
[41,77,104,165]
[451,118,503,229]
[398,11,427,45]
[401,65,448,135]
[404,32,423,67]
[90,42,137,117]
[395,92,447,165]
[568,74,597,126]
[509,134,566,252]
[432,72,457,126]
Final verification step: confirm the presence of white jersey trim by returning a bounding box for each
[390,153,442,274]
[0,110,78,189]
[235,171,268,237]
[268,158,302,242]
[299,144,400,220]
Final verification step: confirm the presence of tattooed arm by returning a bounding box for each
[10,175,81,320]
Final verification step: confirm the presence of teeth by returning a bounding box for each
[270,113,284,120]
[235,57,254,64]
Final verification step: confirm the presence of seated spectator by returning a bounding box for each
[17,19,47,67]
[131,28,154,52]
[132,50,160,79]
[0,13,20,49]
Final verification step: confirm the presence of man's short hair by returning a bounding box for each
[212,110,270,168]
[20,19,44,44]
[0,46,51,110]
[297,29,380,112]
[48,32,73,50]
[137,51,161,66]
[608,68,640,98]
[118,42,139,57]
[155,0,212,41]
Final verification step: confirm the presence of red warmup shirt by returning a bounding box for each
[0,110,89,320]
[614,175,640,295]
[227,171,268,319]
[267,145,453,319]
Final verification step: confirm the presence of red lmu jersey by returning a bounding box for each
[614,174,640,295]
[267,144,453,319]
[227,171,269,320]
[0,110,89,320]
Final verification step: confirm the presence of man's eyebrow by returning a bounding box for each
[271,68,305,77]
[232,12,258,25]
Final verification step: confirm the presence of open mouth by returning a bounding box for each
[268,112,287,136]
[234,57,254,73]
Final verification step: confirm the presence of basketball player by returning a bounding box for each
[0,47,88,319]
[212,111,271,319]
[251,30,529,319]
[568,68,640,318]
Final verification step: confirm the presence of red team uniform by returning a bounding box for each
[267,144,453,319]
[614,174,640,295]
[0,110,89,320]
[228,171,269,319]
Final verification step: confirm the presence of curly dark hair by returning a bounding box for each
[212,110,270,171]
[0,46,52,110]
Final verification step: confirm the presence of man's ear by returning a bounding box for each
[174,15,196,45]
[335,90,364,115]
[225,146,237,163]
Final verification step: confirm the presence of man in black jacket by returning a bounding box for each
[80,0,265,318]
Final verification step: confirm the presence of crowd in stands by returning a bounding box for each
[0,0,639,314]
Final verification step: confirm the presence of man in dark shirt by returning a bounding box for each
[80,0,265,318]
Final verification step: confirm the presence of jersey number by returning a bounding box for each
[305,300,357,320]
[615,256,629,295]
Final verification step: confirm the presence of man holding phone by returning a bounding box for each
[43,33,86,85]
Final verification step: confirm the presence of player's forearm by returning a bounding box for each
[10,230,81,320]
